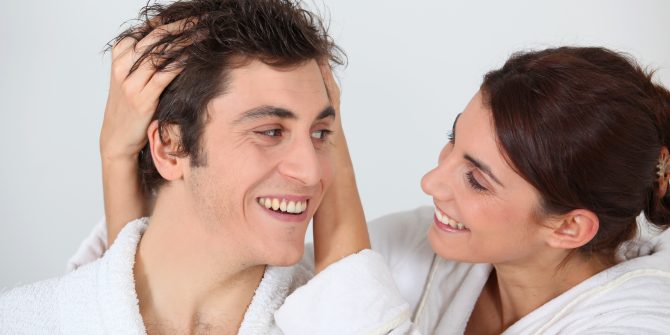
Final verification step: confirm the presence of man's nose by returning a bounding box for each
[277,137,321,186]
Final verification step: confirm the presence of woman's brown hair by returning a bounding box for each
[481,47,670,259]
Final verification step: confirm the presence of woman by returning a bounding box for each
[360,47,670,333]
[81,22,670,334]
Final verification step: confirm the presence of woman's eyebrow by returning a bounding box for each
[464,153,504,187]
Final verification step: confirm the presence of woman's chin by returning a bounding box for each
[428,226,481,263]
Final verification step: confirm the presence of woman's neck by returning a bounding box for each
[490,252,610,330]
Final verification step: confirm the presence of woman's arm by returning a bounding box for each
[276,66,413,334]
[99,21,187,246]
[312,64,371,273]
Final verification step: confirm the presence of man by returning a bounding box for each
[0,0,408,334]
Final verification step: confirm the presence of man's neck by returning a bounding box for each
[133,186,265,334]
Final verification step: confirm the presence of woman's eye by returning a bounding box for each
[466,171,488,192]
[257,129,283,137]
[311,129,332,140]
[447,131,455,143]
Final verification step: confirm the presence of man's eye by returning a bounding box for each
[257,129,283,137]
[311,129,332,140]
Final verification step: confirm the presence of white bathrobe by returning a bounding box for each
[10,207,668,334]
[361,207,670,334]
[271,207,670,334]
[0,218,409,335]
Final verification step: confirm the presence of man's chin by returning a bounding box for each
[264,242,306,267]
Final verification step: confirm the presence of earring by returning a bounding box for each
[657,146,669,197]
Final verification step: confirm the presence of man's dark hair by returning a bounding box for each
[112,0,344,194]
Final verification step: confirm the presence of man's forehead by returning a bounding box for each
[227,59,326,95]
[208,59,330,121]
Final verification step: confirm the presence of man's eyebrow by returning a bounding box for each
[233,105,335,124]
[316,106,336,121]
[464,154,504,187]
[233,106,297,124]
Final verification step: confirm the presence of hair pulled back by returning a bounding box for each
[480,47,670,258]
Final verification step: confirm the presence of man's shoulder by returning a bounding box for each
[0,276,61,313]
[0,282,58,333]
[0,223,145,335]
[0,265,100,333]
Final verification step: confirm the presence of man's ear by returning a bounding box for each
[546,209,599,250]
[148,120,184,181]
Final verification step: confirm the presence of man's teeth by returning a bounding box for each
[435,208,468,231]
[258,197,307,214]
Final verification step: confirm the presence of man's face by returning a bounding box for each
[182,59,334,266]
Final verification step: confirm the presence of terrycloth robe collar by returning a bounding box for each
[60,218,302,335]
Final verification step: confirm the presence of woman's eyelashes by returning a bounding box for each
[448,113,460,143]
[447,119,489,193]
[466,170,488,192]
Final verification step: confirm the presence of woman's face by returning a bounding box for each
[421,91,553,265]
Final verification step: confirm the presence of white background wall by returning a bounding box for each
[1,0,668,289]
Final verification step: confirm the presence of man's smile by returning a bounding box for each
[257,196,311,222]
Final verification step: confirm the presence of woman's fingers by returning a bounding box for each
[140,63,183,103]
[111,35,137,61]
[125,39,189,96]
[134,18,194,53]
[113,18,194,121]
[111,18,193,87]
[110,37,139,87]
[318,61,341,112]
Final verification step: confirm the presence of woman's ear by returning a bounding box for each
[147,120,184,182]
[546,209,599,250]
